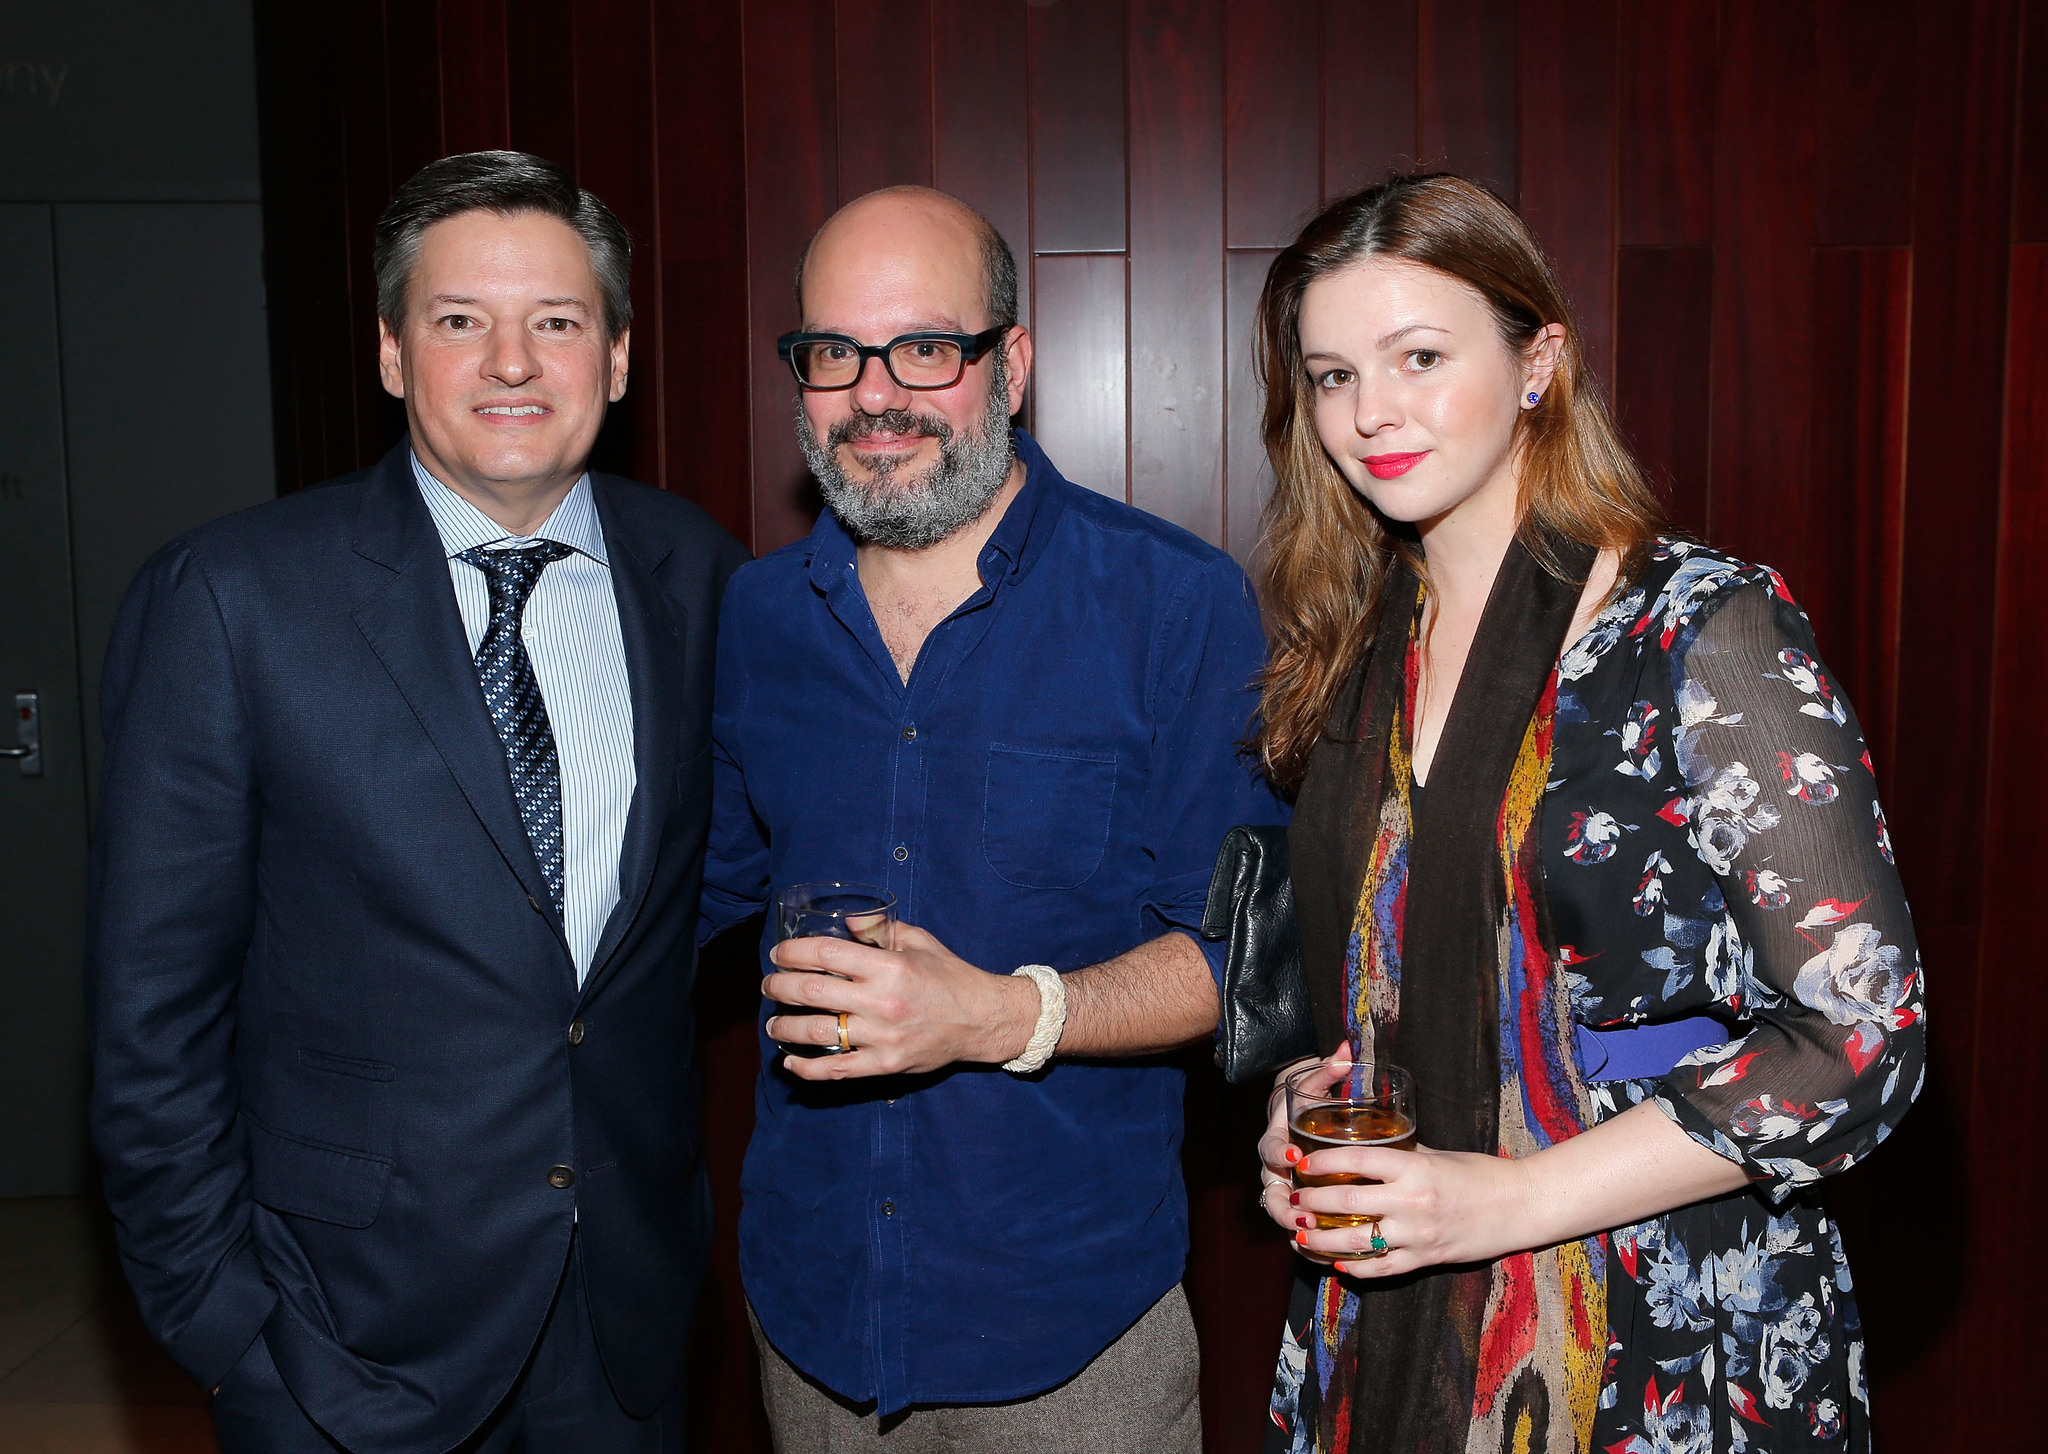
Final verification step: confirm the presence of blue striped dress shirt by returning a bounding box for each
[412,455,636,984]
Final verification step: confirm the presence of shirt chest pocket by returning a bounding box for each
[981,743,1119,889]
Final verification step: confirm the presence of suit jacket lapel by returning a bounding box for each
[580,479,684,999]
[347,444,568,942]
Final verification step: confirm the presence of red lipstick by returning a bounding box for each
[1364,450,1430,480]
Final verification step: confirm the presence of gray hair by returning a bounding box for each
[971,214,1019,331]
[374,151,632,339]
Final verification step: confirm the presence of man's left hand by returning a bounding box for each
[763,922,1039,1079]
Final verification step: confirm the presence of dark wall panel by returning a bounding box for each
[383,0,447,186]
[1224,249,1279,564]
[1813,0,1916,246]
[1028,0,1126,253]
[1804,247,1910,770]
[0,0,262,202]
[1617,0,1716,246]
[437,0,510,154]
[1890,0,2018,931]
[933,1,1033,328]
[1417,0,1515,201]
[1888,5,2023,1447]
[1706,0,1816,581]
[575,3,661,491]
[57,204,278,792]
[835,0,935,200]
[1031,253,1129,499]
[505,0,578,168]
[1966,242,2048,1450]
[654,0,752,541]
[744,0,840,552]
[1517,0,1617,382]
[1416,0,1518,203]
[1322,0,1418,199]
[1613,246,1713,533]
[1129,0,1224,538]
[2018,0,2048,242]
[1225,0,1319,250]
[0,204,92,1199]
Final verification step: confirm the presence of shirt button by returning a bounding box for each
[881,1200,896,1217]
[902,725,917,741]
[567,1019,585,1046]
[546,1165,576,1189]
[893,845,909,862]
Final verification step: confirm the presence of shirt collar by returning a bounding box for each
[411,451,608,565]
[982,428,1064,579]
[803,427,1067,591]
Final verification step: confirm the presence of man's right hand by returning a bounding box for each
[764,921,1040,1079]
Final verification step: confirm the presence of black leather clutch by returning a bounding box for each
[1200,824,1317,1084]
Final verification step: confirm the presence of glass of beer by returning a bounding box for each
[1285,1060,1415,1252]
[773,883,895,1058]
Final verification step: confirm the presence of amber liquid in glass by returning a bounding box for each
[1289,1104,1417,1230]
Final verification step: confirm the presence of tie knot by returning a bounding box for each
[459,540,574,609]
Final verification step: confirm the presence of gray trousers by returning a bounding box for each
[750,1285,1202,1454]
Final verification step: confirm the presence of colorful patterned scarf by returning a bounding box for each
[1289,538,1607,1454]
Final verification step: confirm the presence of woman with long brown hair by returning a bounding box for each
[1251,175,1921,1453]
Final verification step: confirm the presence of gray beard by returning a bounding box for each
[797,354,1015,550]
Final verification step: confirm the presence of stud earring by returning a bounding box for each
[1527,392,1540,404]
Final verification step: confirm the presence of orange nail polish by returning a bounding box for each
[1283,1145,1300,1164]
[1295,1228,1309,1246]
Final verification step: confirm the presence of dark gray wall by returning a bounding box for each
[0,1,274,1197]
[1,0,260,201]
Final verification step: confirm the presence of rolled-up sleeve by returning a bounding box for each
[1138,555,1290,982]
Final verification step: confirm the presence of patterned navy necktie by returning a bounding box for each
[459,541,574,909]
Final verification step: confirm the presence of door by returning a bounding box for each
[0,204,92,1196]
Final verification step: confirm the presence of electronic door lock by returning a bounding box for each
[3,692,41,775]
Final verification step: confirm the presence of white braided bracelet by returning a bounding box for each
[1002,964,1067,1074]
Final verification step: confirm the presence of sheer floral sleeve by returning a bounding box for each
[1650,578,1925,1199]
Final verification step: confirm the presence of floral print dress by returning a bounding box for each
[1269,540,1924,1453]
[1550,541,1922,1452]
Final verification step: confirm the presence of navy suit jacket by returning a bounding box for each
[87,441,748,1454]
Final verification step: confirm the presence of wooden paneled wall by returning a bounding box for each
[253,2,2046,1449]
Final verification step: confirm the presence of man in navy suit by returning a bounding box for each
[87,151,746,1453]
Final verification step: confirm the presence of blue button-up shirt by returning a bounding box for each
[700,431,1285,1414]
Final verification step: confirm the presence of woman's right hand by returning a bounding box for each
[1257,1054,1325,1235]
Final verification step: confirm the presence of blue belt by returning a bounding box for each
[1574,1015,1728,1083]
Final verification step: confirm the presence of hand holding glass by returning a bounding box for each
[1286,1060,1416,1258]
[772,883,895,1058]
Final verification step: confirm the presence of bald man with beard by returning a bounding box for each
[697,188,1286,1451]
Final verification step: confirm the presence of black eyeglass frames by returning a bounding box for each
[775,326,1010,391]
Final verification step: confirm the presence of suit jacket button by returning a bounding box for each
[547,1165,575,1189]
[567,1019,585,1046]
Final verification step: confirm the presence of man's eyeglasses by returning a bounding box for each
[776,327,1009,391]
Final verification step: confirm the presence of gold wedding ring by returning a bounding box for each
[836,1012,852,1054]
